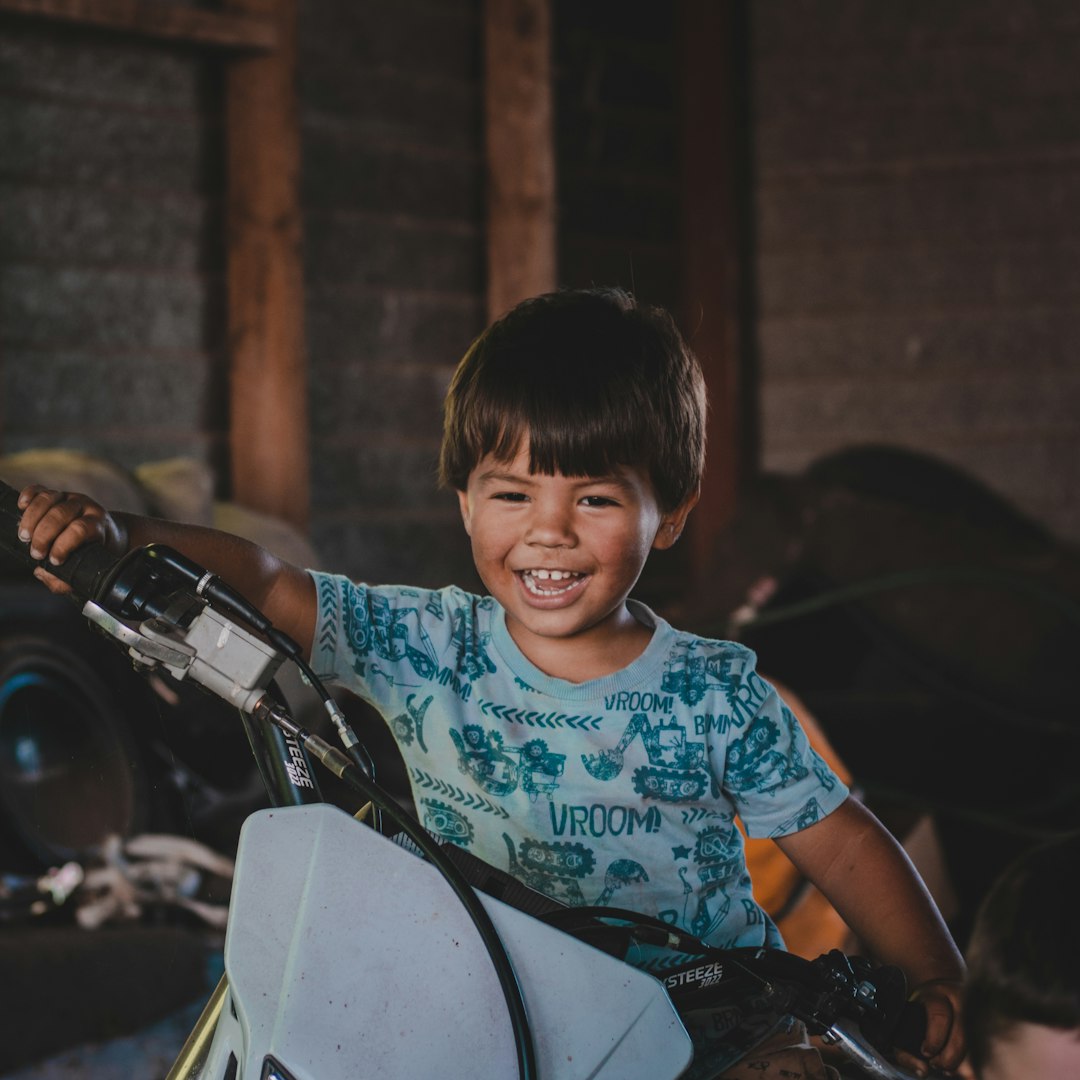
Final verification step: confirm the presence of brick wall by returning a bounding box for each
[297,0,485,587]
[0,21,227,470]
[751,0,1080,544]
[0,3,685,597]
[554,1,681,314]
[0,3,488,589]
[9,1,1074,589]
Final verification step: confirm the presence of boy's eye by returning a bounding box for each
[581,495,618,508]
[493,491,528,502]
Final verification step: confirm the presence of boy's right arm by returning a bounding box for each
[16,484,318,660]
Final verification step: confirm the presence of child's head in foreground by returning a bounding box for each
[439,286,706,511]
[964,832,1080,1079]
[438,287,708,675]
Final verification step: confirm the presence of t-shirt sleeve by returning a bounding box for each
[719,653,850,840]
[307,572,482,711]
[308,570,372,701]
[308,571,447,706]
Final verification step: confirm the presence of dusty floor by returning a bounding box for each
[2,943,223,1080]
[2,1000,204,1080]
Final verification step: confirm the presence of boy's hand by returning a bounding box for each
[899,978,965,1077]
[16,484,126,594]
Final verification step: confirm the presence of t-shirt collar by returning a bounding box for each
[488,599,675,702]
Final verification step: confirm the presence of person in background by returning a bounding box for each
[962,831,1080,1079]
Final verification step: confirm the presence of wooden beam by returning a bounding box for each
[225,0,309,529]
[484,0,556,321]
[679,0,751,583]
[0,0,275,51]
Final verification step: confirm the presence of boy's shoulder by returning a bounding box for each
[653,606,757,657]
[640,603,762,683]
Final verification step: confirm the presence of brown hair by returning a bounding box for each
[439,287,706,511]
[964,833,1080,1075]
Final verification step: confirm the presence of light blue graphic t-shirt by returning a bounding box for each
[309,575,849,953]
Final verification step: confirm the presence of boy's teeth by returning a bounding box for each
[522,569,583,595]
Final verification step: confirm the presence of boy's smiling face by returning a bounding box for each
[457,442,695,682]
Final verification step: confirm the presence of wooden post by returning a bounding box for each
[484,0,557,322]
[679,0,750,583]
[224,0,309,529]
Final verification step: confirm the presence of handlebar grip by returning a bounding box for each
[0,479,120,602]
[892,1000,928,1058]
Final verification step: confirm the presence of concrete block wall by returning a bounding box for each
[297,0,485,587]
[751,0,1080,544]
[0,21,227,471]
[11,1,1076,591]
[0,3,488,590]
[554,1,681,314]
[0,1,687,596]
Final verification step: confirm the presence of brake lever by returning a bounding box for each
[83,595,284,714]
[824,1018,937,1080]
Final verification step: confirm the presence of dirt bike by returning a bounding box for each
[0,480,940,1080]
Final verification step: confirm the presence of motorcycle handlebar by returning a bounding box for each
[0,479,300,658]
[0,478,123,602]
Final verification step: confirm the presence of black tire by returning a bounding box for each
[0,582,161,870]
[0,633,154,869]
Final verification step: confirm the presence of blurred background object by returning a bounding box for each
[687,444,1080,949]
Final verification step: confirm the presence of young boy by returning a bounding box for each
[963,832,1080,1079]
[16,287,964,1077]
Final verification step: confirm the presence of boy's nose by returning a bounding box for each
[525,501,576,546]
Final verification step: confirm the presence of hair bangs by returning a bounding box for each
[440,287,707,509]
[470,369,652,482]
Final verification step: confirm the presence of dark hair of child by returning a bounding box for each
[439,287,707,512]
[963,831,1080,1075]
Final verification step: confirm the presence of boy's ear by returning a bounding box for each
[652,490,700,551]
[456,488,473,536]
